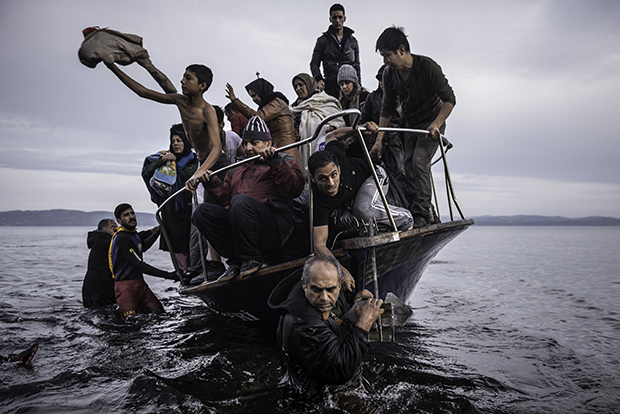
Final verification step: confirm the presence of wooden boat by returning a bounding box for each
[179,219,472,326]
[157,110,473,327]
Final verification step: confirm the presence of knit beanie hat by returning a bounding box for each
[337,64,359,86]
[292,73,317,95]
[242,116,272,141]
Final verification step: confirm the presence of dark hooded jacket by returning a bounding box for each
[142,125,197,253]
[268,271,369,400]
[82,230,115,308]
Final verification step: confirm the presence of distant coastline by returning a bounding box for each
[0,209,619,227]
[0,209,159,227]
[470,215,620,226]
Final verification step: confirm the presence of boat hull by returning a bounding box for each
[179,219,473,326]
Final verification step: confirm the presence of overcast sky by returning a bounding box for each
[1,0,619,218]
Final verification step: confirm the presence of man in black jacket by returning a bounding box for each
[310,3,361,98]
[269,255,383,405]
[82,218,117,308]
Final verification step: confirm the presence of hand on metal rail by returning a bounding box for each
[185,174,201,192]
[427,123,442,140]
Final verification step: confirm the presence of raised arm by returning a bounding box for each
[313,225,355,292]
[105,62,178,104]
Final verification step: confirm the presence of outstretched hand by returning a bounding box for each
[225,83,236,101]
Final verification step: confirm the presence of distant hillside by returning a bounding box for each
[471,215,620,226]
[0,209,158,227]
[1,210,619,227]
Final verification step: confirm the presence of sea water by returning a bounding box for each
[0,226,618,413]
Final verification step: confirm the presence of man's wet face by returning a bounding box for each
[118,208,137,230]
[303,261,341,313]
[312,162,340,197]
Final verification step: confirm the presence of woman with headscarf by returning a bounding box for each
[142,124,198,273]
[225,78,302,166]
[289,73,344,175]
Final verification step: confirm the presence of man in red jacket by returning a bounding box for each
[192,116,304,281]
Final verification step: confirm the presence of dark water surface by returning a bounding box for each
[1,226,618,413]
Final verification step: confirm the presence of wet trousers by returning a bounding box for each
[403,123,445,220]
[115,279,162,321]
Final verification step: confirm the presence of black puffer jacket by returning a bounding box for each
[82,230,115,308]
[310,26,360,84]
[268,271,369,400]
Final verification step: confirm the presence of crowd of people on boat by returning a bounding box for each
[79,3,455,409]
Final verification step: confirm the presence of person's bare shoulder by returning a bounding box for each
[168,92,190,106]
[201,101,217,121]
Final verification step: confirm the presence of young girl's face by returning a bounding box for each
[339,80,355,96]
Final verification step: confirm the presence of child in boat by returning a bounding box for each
[104,61,226,192]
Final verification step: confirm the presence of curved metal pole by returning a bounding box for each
[359,125,464,221]
[156,109,363,262]
[437,137,466,220]
[193,192,209,283]
[430,170,441,222]
[154,198,183,285]
[353,128,398,232]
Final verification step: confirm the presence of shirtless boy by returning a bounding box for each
[105,62,222,190]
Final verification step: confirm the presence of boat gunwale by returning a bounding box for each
[179,218,474,295]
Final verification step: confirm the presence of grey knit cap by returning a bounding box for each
[337,64,359,86]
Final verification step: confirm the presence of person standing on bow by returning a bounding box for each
[310,3,361,99]
[370,26,456,228]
